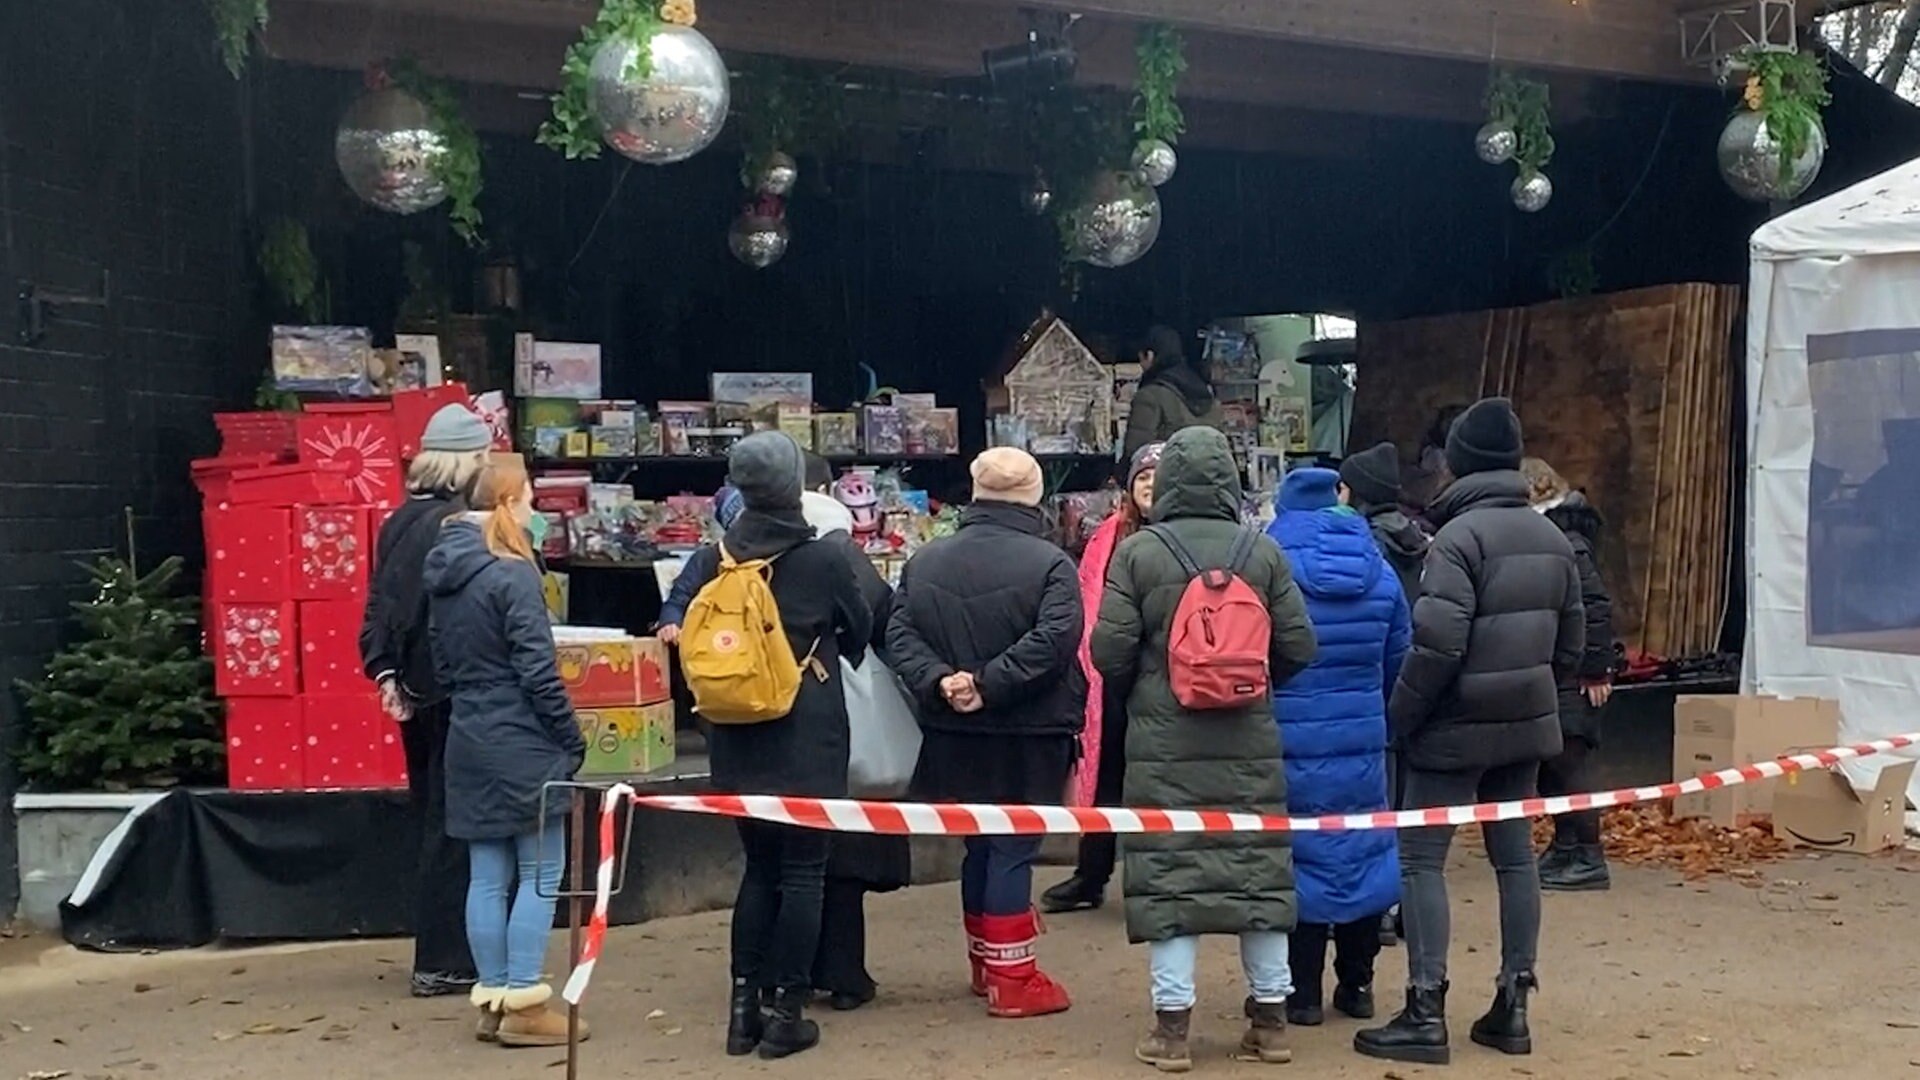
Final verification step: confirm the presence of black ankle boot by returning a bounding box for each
[1285,989,1324,1027]
[1333,982,1375,1020]
[726,979,763,1056]
[758,987,820,1060]
[1470,973,1536,1055]
[1354,983,1450,1065]
[1541,844,1611,892]
[1039,874,1105,914]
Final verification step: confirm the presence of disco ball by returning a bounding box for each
[1065,172,1162,268]
[1717,110,1826,204]
[1512,171,1553,213]
[752,151,797,197]
[1132,138,1178,187]
[729,209,789,269]
[1023,169,1053,216]
[589,26,730,165]
[1475,121,1517,166]
[334,88,449,215]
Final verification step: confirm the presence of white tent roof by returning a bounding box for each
[1751,155,1920,261]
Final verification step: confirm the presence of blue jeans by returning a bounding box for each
[466,826,565,989]
[1148,932,1294,1011]
[961,836,1041,916]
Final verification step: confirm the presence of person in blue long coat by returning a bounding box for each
[1266,467,1410,1028]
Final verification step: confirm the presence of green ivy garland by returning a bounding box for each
[1033,83,1129,261]
[258,217,323,321]
[537,0,666,160]
[736,57,826,188]
[208,0,268,78]
[388,60,486,247]
[1740,49,1831,181]
[1486,69,1554,177]
[1132,24,1187,145]
[1546,245,1599,300]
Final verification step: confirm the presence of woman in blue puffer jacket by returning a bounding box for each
[1266,467,1411,1028]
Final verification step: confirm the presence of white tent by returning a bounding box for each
[1745,157,1920,812]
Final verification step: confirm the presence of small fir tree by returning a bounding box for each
[14,556,224,790]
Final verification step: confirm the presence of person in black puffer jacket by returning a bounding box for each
[888,447,1085,1021]
[1521,459,1617,893]
[1355,399,1584,1067]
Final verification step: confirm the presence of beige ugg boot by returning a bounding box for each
[469,985,506,1042]
[496,984,589,1048]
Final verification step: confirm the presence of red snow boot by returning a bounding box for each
[964,913,987,998]
[978,911,1071,1019]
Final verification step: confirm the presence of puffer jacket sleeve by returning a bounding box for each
[1569,536,1612,681]
[657,544,720,628]
[976,555,1083,708]
[1388,533,1476,742]
[1090,541,1145,684]
[885,561,954,709]
[1121,387,1166,464]
[1554,551,1587,683]
[1261,542,1318,686]
[497,561,585,764]
[1383,583,1411,698]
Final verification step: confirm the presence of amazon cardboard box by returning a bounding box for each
[1773,760,1916,854]
[1670,695,1839,828]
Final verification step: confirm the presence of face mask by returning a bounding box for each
[526,511,551,548]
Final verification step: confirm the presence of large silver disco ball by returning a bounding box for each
[1717,110,1826,203]
[728,209,789,269]
[1065,171,1162,269]
[334,88,449,215]
[589,26,730,165]
[752,151,797,197]
[1132,138,1178,187]
[1475,121,1517,166]
[1512,171,1553,213]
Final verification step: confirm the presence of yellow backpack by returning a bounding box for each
[680,543,821,725]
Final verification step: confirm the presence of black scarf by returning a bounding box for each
[723,507,816,561]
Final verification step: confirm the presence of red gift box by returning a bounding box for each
[213,602,298,696]
[226,697,305,791]
[298,404,402,508]
[392,382,472,460]
[205,505,292,602]
[299,599,374,695]
[215,412,299,461]
[192,454,280,503]
[293,506,369,600]
[302,694,408,789]
[226,461,355,507]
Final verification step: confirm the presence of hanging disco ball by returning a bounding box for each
[1023,169,1053,216]
[1131,138,1178,187]
[1717,110,1826,203]
[334,87,449,215]
[1511,171,1553,213]
[729,209,789,269]
[1475,121,1517,166]
[1065,171,1162,269]
[752,151,798,197]
[589,25,730,165]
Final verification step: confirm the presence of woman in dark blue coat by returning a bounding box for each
[1265,467,1410,1027]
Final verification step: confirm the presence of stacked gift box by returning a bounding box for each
[555,629,675,776]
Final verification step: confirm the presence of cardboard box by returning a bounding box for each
[226,696,305,791]
[554,633,670,708]
[576,702,677,776]
[302,694,408,789]
[1773,760,1916,854]
[1670,695,1840,827]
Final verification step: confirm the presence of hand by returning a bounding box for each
[941,672,983,713]
[377,677,413,723]
[657,624,681,647]
[1583,682,1613,709]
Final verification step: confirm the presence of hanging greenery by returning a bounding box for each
[1546,245,1599,299]
[208,0,268,78]
[257,217,323,322]
[1740,49,1832,181]
[1032,84,1129,258]
[537,0,682,159]
[1132,24,1187,145]
[388,59,486,247]
[735,57,828,187]
[1486,70,1555,177]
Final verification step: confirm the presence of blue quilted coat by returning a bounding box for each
[1266,469,1409,926]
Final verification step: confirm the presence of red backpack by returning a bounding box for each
[1146,525,1273,710]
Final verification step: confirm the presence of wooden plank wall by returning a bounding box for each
[1354,284,1740,659]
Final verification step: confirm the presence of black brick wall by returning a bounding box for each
[1,1,252,914]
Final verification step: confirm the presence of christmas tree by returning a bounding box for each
[14,556,224,790]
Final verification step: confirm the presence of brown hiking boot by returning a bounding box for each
[1135,1009,1193,1073]
[469,985,504,1043]
[496,985,589,1048]
[1238,998,1293,1064]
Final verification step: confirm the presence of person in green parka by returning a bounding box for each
[1120,326,1228,464]
[1091,426,1320,1072]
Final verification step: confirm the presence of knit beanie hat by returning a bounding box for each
[1339,441,1401,509]
[727,432,805,511]
[970,447,1045,508]
[419,404,492,452]
[1128,441,1165,489]
[1445,397,1525,478]
[1279,467,1340,512]
[804,452,833,493]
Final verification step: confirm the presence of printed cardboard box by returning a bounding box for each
[1670,695,1840,827]
[576,701,677,776]
[1773,760,1917,854]
[554,633,669,707]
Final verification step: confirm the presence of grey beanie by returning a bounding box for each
[419,404,492,452]
[728,431,805,511]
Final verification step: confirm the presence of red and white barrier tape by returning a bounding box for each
[560,732,1917,1003]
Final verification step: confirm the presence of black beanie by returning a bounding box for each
[1339,442,1401,509]
[1445,398,1525,478]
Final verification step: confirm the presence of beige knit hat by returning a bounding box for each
[970,447,1045,508]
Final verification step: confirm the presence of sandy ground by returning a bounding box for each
[4,847,1920,1080]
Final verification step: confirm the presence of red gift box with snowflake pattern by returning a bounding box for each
[298,404,402,508]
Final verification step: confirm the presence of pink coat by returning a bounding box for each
[1069,514,1126,807]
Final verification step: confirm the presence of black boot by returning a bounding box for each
[725,979,763,1057]
[1285,990,1324,1028]
[1039,874,1105,914]
[1537,838,1575,877]
[1470,973,1537,1055]
[1333,982,1375,1020]
[758,988,820,1060]
[1541,844,1611,892]
[1353,984,1450,1065]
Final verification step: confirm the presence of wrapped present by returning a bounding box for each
[225,697,305,791]
[391,383,471,460]
[302,694,408,789]
[293,506,369,600]
[214,412,299,461]
[213,601,298,696]
[298,404,402,507]
[206,505,292,602]
[300,599,374,695]
[471,390,514,451]
[271,325,373,397]
[224,461,355,507]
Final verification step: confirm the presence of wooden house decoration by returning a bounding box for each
[987,312,1115,455]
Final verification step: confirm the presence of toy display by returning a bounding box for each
[992,315,1114,455]
[272,325,374,397]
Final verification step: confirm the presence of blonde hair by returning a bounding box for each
[1519,457,1571,506]
[469,456,535,562]
[407,449,488,496]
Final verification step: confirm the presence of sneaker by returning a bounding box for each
[410,970,479,998]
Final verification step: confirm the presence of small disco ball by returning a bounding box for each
[1131,138,1178,187]
[1023,169,1053,216]
[334,87,449,215]
[1511,171,1553,213]
[1717,109,1826,203]
[728,210,790,268]
[752,151,798,197]
[589,25,730,165]
[1475,121,1517,166]
[1065,171,1163,269]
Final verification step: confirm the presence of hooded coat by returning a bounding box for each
[1542,492,1616,745]
[1091,427,1318,945]
[1266,472,1408,926]
[1362,504,1430,606]
[361,490,465,704]
[425,519,586,841]
[1122,363,1227,463]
